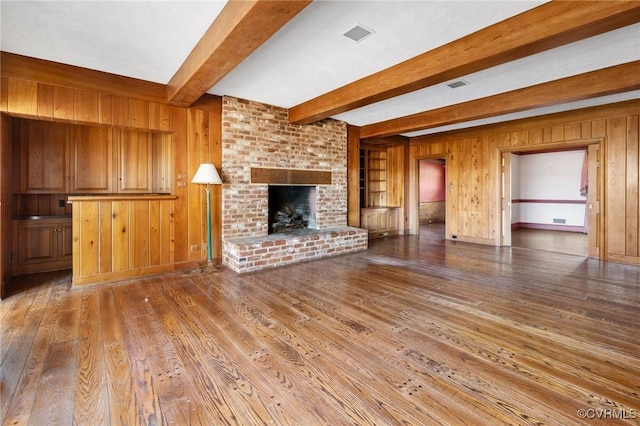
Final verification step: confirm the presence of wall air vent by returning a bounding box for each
[447,80,469,89]
[344,24,375,42]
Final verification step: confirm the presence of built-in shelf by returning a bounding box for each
[360,148,388,208]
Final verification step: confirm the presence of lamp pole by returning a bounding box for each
[205,182,212,264]
[191,163,222,271]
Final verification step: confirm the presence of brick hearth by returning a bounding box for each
[224,227,368,273]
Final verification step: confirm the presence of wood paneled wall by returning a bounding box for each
[70,196,176,286]
[607,114,639,263]
[386,145,405,207]
[0,115,14,297]
[0,69,223,290]
[347,125,360,227]
[182,103,223,262]
[386,145,406,235]
[409,100,640,265]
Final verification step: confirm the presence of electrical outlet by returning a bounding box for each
[190,244,201,252]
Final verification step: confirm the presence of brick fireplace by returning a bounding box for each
[220,97,367,273]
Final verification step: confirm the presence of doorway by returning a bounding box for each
[418,158,446,241]
[501,141,604,259]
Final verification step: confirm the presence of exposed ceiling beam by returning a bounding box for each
[289,1,640,125]
[359,61,640,139]
[167,0,312,107]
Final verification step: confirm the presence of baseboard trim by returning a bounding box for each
[512,222,585,233]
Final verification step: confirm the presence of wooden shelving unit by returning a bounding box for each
[360,148,387,208]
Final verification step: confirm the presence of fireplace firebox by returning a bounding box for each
[268,185,317,234]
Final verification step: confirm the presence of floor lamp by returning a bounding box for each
[192,163,222,271]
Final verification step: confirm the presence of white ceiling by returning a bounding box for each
[2,0,639,137]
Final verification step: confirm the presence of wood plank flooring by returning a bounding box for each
[2,226,639,425]
[512,228,588,257]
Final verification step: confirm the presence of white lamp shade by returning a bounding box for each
[192,163,222,184]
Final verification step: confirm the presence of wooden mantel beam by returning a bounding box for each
[359,61,640,139]
[167,0,312,107]
[289,1,640,125]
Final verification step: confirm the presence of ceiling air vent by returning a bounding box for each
[447,80,469,89]
[343,24,375,42]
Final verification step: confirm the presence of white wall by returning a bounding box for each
[510,153,521,224]
[511,150,587,228]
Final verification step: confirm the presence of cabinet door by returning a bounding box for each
[151,133,172,193]
[17,222,57,264]
[118,129,152,193]
[387,208,399,232]
[13,219,73,274]
[70,125,113,193]
[360,210,379,232]
[58,221,74,261]
[19,120,69,193]
[377,211,389,231]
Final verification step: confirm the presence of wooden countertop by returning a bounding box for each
[67,194,178,202]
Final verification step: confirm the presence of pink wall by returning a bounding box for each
[419,160,445,202]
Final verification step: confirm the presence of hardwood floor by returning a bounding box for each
[2,231,639,425]
[512,228,588,257]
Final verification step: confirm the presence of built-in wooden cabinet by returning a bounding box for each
[359,146,403,239]
[12,217,72,274]
[18,119,112,194]
[360,207,400,239]
[116,129,152,193]
[151,133,173,194]
[115,129,172,194]
[71,125,113,193]
[17,118,171,195]
[19,120,69,193]
[12,118,174,278]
